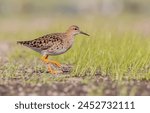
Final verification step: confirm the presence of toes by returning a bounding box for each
[48,69,57,74]
[56,63,61,67]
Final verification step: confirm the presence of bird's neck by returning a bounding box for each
[64,33,74,46]
[65,32,74,39]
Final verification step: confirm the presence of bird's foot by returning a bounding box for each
[41,56,62,74]
[48,65,58,74]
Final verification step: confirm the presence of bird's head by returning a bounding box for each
[66,25,90,36]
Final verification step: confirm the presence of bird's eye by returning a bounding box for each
[74,28,78,30]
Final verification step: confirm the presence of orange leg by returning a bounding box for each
[41,55,61,67]
[48,60,61,67]
[41,55,61,74]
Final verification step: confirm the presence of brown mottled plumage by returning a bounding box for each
[17,25,89,74]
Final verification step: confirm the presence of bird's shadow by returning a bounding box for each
[47,64,73,74]
[32,64,73,75]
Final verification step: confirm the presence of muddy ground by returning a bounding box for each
[1,76,150,96]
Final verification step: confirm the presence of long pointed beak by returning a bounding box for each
[80,31,90,36]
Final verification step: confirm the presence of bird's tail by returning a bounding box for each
[17,41,26,45]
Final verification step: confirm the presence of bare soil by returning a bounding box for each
[0,76,150,96]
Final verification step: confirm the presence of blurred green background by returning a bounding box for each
[0,0,150,17]
[1,0,150,41]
